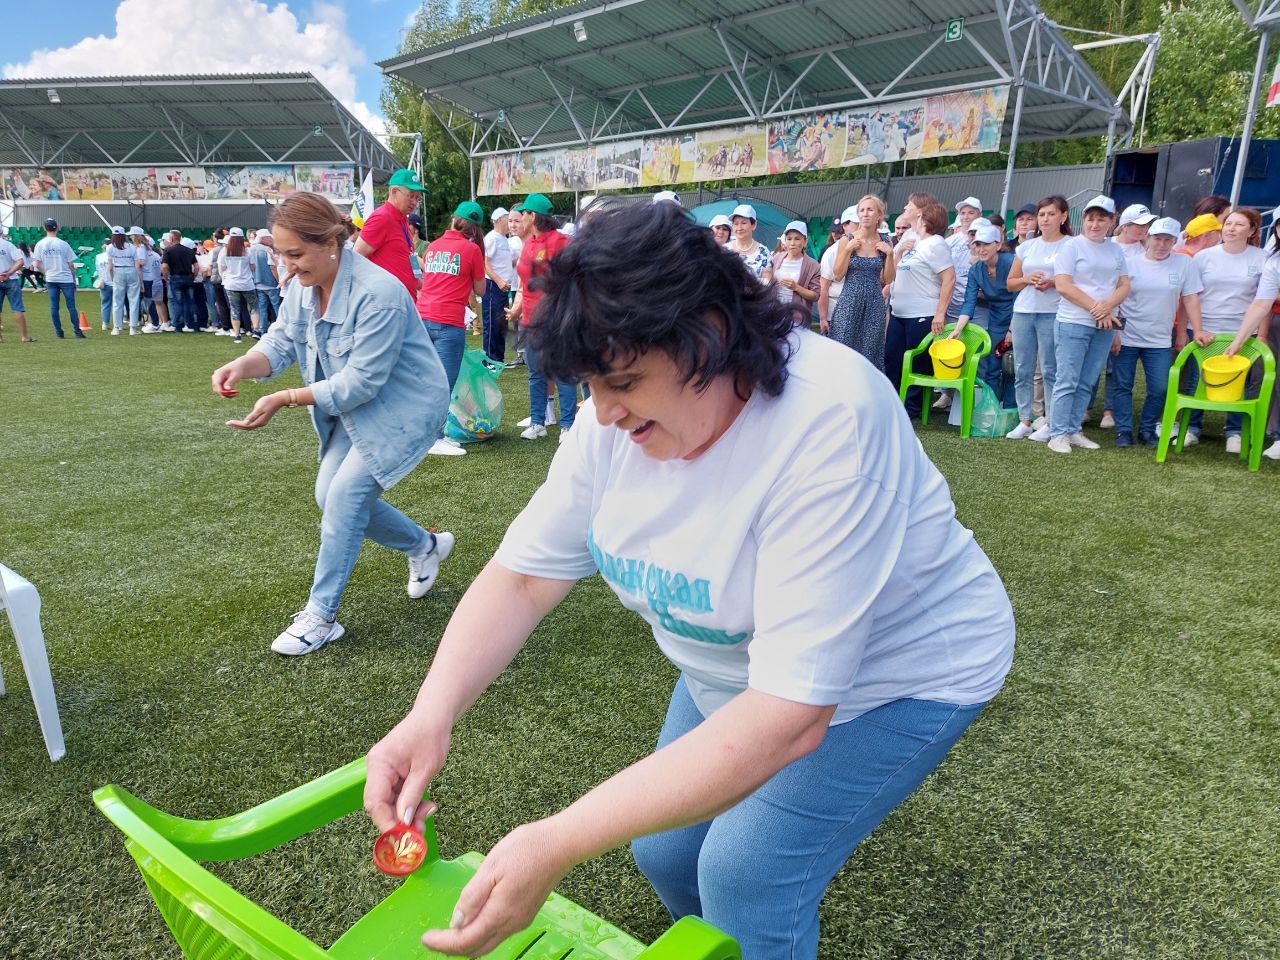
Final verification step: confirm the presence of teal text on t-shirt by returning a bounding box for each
[423,251,461,275]
[587,530,747,646]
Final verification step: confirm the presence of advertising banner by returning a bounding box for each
[295,164,356,200]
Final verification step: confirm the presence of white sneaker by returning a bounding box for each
[1183,430,1199,447]
[407,531,454,599]
[1155,422,1177,439]
[101,323,109,332]
[1031,416,1048,430]
[1099,412,1115,429]
[1006,422,1035,440]
[160,323,175,332]
[1067,432,1101,450]
[521,424,548,440]
[271,611,345,656]
[517,416,532,428]
[1263,440,1280,460]
[1225,435,1242,454]
[110,328,121,336]
[428,438,467,456]
[1047,436,1072,454]
[129,328,139,335]
[442,437,462,448]
[215,329,230,336]
[142,325,160,334]
[932,392,952,410]
[1029,424,1051,442]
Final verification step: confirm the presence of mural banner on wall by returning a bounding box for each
[5,163,355,202]
[156,167,208,200]
[245,165,296,200]
[473,84,1009,196]
[58,168,115,200]
[294,164,356,200]
[4,168,65,200]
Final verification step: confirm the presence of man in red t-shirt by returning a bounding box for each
[354,168,426,297]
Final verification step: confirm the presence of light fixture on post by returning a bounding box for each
[46,88,61,104]
[573,20,587,42]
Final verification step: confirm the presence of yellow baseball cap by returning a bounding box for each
[1185,214,1223,239]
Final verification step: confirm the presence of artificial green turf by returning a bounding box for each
[1,296,1277,958]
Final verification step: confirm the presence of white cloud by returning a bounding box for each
[2,0,387,136]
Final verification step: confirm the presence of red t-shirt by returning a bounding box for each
[516,228,571,326]
[415,230,485,327]
[359,201,417,297]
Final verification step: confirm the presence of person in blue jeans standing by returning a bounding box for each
[1048,196,1131,454]
[1112,217,1205,446]
[250,232,282,334]
[210,191,453,656]
[363,204,1014,960]
[0,228,34,342]
[32,218,83,338]
[415,201,488,457]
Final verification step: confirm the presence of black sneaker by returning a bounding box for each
[1138,431,1157,447]
[1115,431,1133,448]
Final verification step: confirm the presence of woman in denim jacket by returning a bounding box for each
[211,192,454,655]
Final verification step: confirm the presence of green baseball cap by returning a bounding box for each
[514,193,554,215]
[388,168,427,192]
[453,200,484,224]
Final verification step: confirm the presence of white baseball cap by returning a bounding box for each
[968,217,993,232]
[181,237,196,249]
[141,234,155,246]
[228,227,245,238]
[1119,203,1156,226]
[783,220,808,237]
[840,205,859,224]
[127,225,145,236]
[256,230,272,241]
[491,206,508,222]
[955,196,983,212]
[652,190,681,205]
[1084,195,1117,215]
[972,224,1002,244]
[708,214,732,229]
[110,225,126,235]
[1148,217,1181,238]
[730,203,757,221]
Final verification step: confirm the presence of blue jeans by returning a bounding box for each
[1011,311,1057,423]
[1111,346,1172,437]
[631,677,985,960]
[424,320,466,440]
[481,279,509,362]
[1050,321,1114,438]
[47,281,78,335]
[526,341,578,429]
[972,306,1011,397]
[110,272,141,331]
[142,278,164,326]
[168,275,197,331]
[2,276,27,313]
[98,285,112,328]
[306,423,430,621]
[255,286,281,332]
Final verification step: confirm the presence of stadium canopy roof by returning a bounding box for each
[380,0,1131,163]
[0,73,396,175]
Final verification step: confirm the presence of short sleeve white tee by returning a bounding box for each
[1120,253,1203,349]
[105,242,143,278]
[494,332,1015,724]
[507,235,524,291]
[1114,239,1145,261]
[220,254,255,292]
[1253,254,1280,303]
[1054,235,1129,326]
[33,236,79,283]
[890,233,953,318]
[94,250,110,285]
[1194,244,1267,333]
[946,231,974,311]
[819,243,845,302]
[775,256,802,303]
[484,229,516,286]
[0,238,23,275]
[1013,236,1067,314]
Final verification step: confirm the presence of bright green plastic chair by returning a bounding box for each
[899,323,992,438]
[1157,334,1276,471]
[94,758,740,960]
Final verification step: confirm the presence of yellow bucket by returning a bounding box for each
[1202,354,1249,402]
[928,339,966,380]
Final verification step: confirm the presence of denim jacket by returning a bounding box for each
[959,251,1017,329]
[251,248,448,489]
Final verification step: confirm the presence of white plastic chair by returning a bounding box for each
[0,564,66,761]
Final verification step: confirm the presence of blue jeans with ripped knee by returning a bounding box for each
[630,676,987,960]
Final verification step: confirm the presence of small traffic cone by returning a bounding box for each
[78,311,90,332]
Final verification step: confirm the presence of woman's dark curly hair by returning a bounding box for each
[526,202,797,399]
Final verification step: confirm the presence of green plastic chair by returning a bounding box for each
[94,758,740,960]
[899,323,992,438]
[1157,334,1276,471]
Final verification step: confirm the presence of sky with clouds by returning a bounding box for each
[2,0,425,135]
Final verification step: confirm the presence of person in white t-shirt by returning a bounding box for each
[1048,195,1130,453]
[946,196,983,318]
[819,207,855,334]
[1187,207,1268,450]
[33,218,83,338]
[0,229,32,342]
[1005,195,1072,440]
[105,226,145,334]
[1112,218,1204,446]
[1114,204,1155,259]
[1226,228,1280,460]
[481,206,515,362]
[887,200,955,419]
[507,210,527,367]
[364,204,1014,960]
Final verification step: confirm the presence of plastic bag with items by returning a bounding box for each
[948,380,1021,438]
[445,349,506,443]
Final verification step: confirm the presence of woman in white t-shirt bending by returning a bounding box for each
[364,203,1014,960]
[886,200,954,419]
[1186,208,1266,449]
[1047,196,1131,454]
